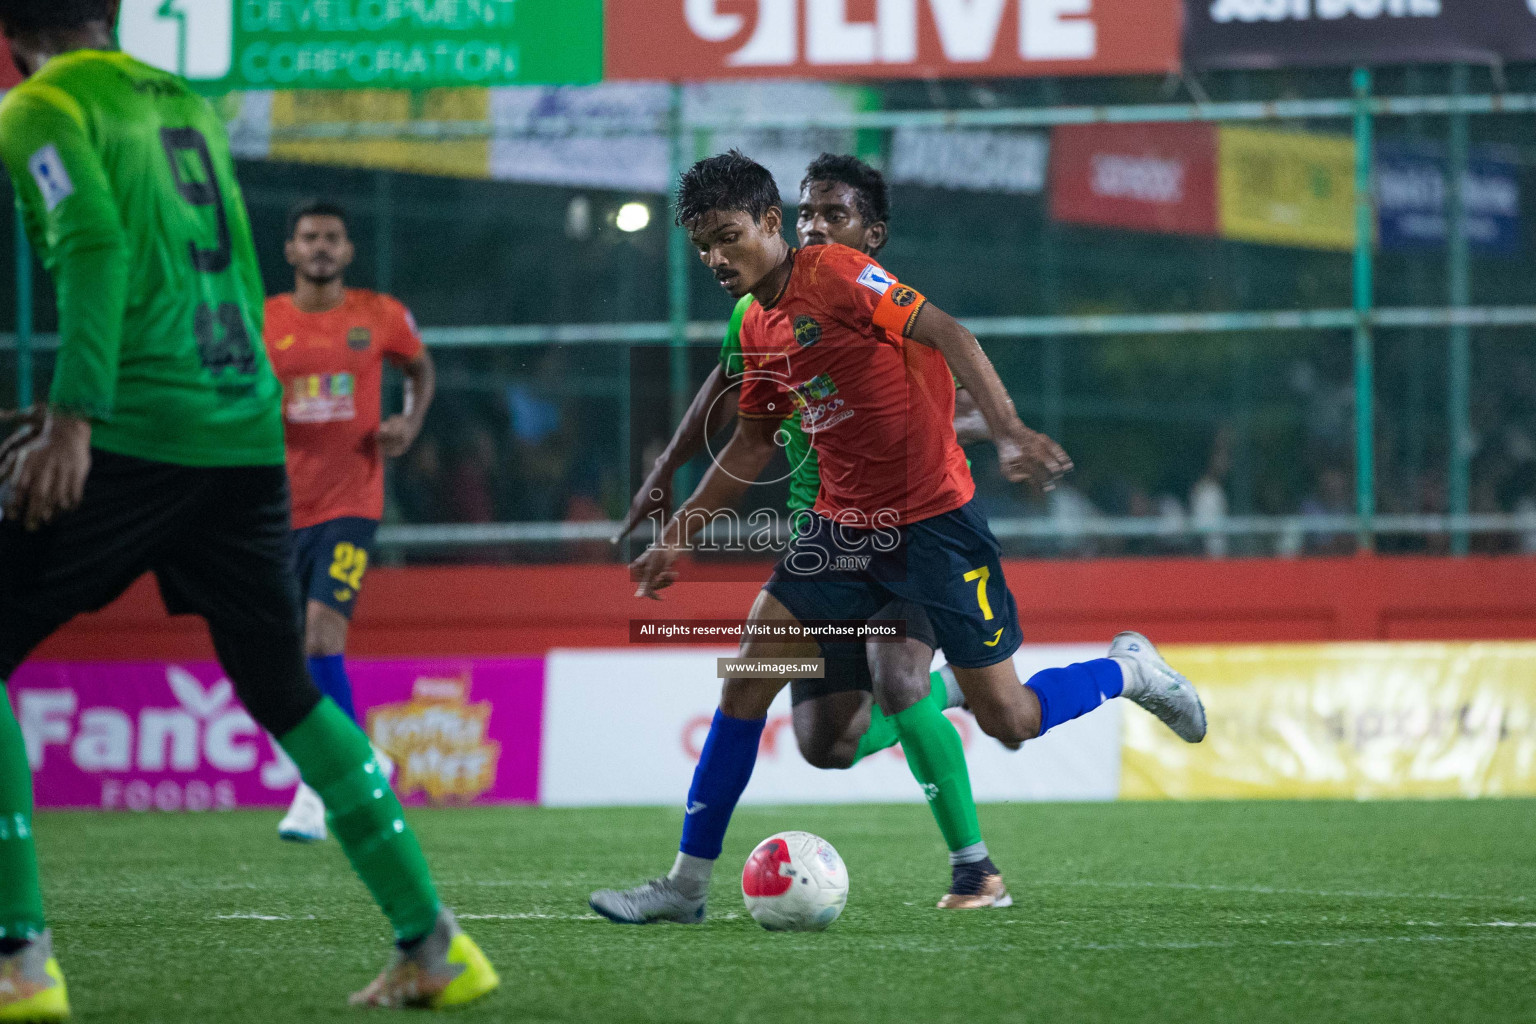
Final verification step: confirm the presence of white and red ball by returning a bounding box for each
[741,831,848,931]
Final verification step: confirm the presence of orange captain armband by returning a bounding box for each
[872,281,928,338]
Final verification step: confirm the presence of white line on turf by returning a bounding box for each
[1053,879,1528,902]
[213,913,317,921]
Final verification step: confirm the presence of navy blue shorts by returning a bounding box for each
[764,499,1021,669]
[291,517,378,620]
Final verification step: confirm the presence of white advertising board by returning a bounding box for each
[541,645,1121,807]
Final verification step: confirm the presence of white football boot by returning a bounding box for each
[589,878,706,925]
[277,783,328,843]
[1110,631,1207,742]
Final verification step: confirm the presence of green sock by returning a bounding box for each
[890,695,984,854]
[278,698,441,942]
[0,682,46,942]
[851,670,948,765]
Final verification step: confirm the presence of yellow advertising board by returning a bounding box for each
[1122,643,1536,800]
[268,89,490,180]
[1217,126,1357,251]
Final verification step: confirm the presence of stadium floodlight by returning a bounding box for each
[616,202,651,232]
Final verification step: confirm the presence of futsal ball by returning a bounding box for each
[741,831,848,931]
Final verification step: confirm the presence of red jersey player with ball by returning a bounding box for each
[263,200,436,843]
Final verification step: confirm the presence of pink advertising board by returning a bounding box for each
[8,659,543,811]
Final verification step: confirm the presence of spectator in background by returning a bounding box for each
[394,435,451,524]
[1191,427,1232,559]
[449,425,502,523]
[1300,465,1354,556]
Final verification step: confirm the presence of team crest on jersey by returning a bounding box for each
[856,263,896,296]
[890,286,918,308]
[347,327,372,351]
[793,315,822,348]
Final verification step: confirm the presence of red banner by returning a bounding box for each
[1049,122,1219,236]
[604,0,1180,81]
[0,39,20,90]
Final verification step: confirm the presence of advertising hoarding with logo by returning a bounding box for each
[1185,0,1536,70]
[14,659,543,810]
[116,0,602,90]
[1216,126,1357,251]
[1376,141,1521,256]
[605,0,1180,81]
[540,647,1124,808]
[1049,123,1219,236]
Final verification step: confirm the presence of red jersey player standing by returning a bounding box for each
[263,200,436,842]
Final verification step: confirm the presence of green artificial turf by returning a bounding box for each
[32,799,1536,1023]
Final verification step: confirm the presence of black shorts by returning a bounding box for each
[764,499,1021,670]
[786,599,938,706]
[292,516,378,620]
[0,449,304,678]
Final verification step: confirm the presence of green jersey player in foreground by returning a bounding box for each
[614,154,1010,908]
[0,1,496,1014]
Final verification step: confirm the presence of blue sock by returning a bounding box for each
[679,710,766,861]
[1025,658,1123,736]
[307,655,357,722]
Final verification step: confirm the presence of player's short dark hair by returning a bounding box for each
[675,150,781,229]
[0,0,113,32]
[801,153,891,227]
[286,200,349,239]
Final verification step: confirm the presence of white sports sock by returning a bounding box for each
[937,664,965,709]
[1111,656,1146,699]
[667,852,714,899]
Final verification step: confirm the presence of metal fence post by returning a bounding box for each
[1447,63,1472,556]
[666,85,692,480]
[15,215,31,407]
[1351,67,1376,552]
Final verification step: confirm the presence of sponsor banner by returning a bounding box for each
[540,646,1121,807]
[1376,141,1521,256]
[1122,643,1536,800]
[118,0,601,91]
[12,659,542,811]
[890,127,1049,195]
[1185,0,1536,70]
[1050,123,1219,236]
[266,88,491,179]
[1217,126,1356,251]
[605,0,1181,82]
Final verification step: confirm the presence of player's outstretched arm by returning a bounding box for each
[908,304,1072,490]
[614,362,739,543]
[630,414,779,598]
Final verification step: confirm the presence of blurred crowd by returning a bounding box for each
[383,343,1536,563]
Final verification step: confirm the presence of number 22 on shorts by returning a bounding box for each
[329,542,367,591]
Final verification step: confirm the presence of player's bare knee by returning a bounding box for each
[868,638,932,716]
[719,677,784,719]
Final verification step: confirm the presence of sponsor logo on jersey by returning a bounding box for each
[856,263,897,296]
[791,373,854,432]
[27,144,74,212]
[890,285,918,308]
[284,372,356,424]
[793,315,822,348]
[347,326,372,351]
[791,372,837,403]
